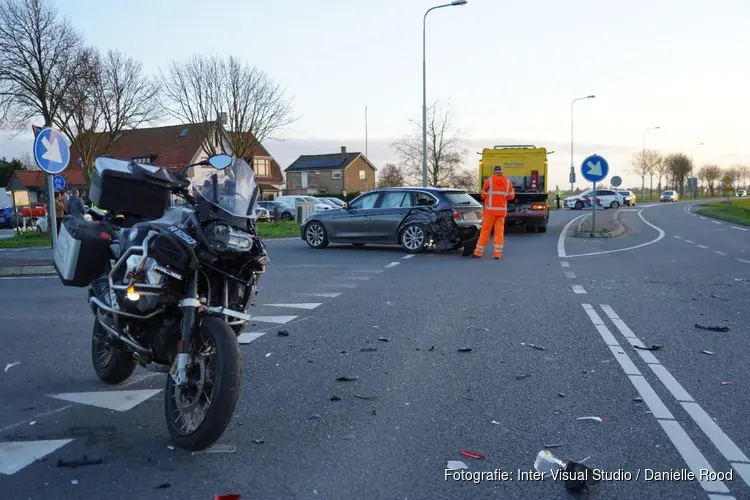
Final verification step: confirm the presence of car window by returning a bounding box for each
[380,192,408,208]
[415,192,436,206]
[349,192,380,210]
[442,191,482,207]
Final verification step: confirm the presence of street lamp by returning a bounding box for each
[570,95,595,192]
[422,0,468,187]
[642,126,660,197]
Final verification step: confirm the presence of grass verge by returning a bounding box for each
[257,221,300,239]
[0,231,52,249]
[696,199,750,226]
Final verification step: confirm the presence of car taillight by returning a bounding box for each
[452,211,462,219]
[531,204,545,210]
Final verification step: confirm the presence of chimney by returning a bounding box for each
[341,146,347,157]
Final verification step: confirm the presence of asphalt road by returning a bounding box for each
[1,207,748,500]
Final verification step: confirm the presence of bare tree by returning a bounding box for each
[450,168,476,192]
[664,153,692,196]
[19,151,38,170]
[698,164,722,196]
[0,0,86,130]
[57,49,161,183]
[391,100,467,186]
[736,165,749,190]
[630,149,660,197]
[655,154,670,193]
[160,54,296,164]
[376,163,406,188]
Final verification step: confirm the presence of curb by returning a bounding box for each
[573,209,626,239]
[0,265,57,277]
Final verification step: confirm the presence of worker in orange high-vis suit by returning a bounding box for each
[474,165,515,259]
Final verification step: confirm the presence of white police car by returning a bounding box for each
[564,189,624,210]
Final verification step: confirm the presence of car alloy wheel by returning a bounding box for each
[574,200,584,210]
[305,222,327,248]
[401,225,426,252]
[610,201,620,209]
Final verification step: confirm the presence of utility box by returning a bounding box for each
[296,202,316,224]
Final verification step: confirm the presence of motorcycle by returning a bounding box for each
[53,153,269,450]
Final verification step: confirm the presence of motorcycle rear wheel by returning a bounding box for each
[164,316,241,451]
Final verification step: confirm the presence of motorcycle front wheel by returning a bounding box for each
[164,316,242,451]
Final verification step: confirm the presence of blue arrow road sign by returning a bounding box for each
[53,175,66,192]
[33,126,70,175]
[580,154,609,183]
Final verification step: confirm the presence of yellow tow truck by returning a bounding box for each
[472,145,550,233]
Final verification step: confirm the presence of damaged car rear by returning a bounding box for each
[300,187,482,254]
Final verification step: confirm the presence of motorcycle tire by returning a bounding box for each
[91,321,137,384]
[164,316,241,451]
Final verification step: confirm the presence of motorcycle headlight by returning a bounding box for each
[207,222,253,252]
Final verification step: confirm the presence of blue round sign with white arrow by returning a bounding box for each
[33,126,70,175]
[580,154,609,183]
[53,175,66,192]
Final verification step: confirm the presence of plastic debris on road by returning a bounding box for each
[214,495,241,500]
[192,444,237,455]
[277,329,289,336]
[695,323,730,332]
[446,460,469,470]
[458,348,473,352]
[702,350,716,355]
[576,416,605,423]
[4,361,20,372]
[721,381,732,385]
[336,375,358,382]
[534,450,601,496]
[491,420,500,425]
[521,342,546,351]
[634,344,663,351]
[56,455,102,468]
[460,449,485,460]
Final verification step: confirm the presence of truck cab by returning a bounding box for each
[475,145,549,233]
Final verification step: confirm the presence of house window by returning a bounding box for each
[331,170,342,179]
[254,158,270,176]
[359,170,366,180]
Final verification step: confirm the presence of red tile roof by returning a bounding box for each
[8,168,85,189]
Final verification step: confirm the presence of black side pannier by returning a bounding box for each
[53,216,113,287]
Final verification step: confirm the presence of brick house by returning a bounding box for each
[69,123,285,199]
[6,167,87,205]
[283,146,377,197]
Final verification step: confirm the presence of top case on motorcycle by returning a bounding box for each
[54,216,113,287]
[89,158,173,219]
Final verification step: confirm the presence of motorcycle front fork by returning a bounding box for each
[173,269,199,387]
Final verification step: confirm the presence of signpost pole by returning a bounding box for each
[591,181,596,232]
[48,174,57,249]
[33,126,70,253]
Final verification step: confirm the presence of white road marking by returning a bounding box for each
[685,240,695,244]
[571,285,586,294]
[385,261,400,268]
[0,405,73,434]
[712,220,722,225]
[238,332,265,344]
[121,372,160,388]
[674,235,683,239]
[715,251,727,256]
[402,254,415,259]
[350,269,384,273]
[697,244,709,249]
[295,292,341,298]
[700,217,707,220]
[736,258,750,264]
[580,304,733,494]
[562,208,666,258]
[731,226,748,232]
[336,276,372,280]
[0,439,75,475]
[599,304,750,487]
[263,303,322,310]
[319,283,358,288]
[557,214,587,257]
[250,315,298,324]
[48,389,162,412]
[564,271,576,279]
[560,261,570,267]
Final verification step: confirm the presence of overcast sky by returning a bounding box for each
[1,0,748,190]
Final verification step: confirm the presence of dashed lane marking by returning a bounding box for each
[402,254,415,259]
[685,240,695,244]
[697,245,709,249]
[564,271,576,279]
[674,235,683,239]
[560,261,570,267]
[715,251,727,256]
[700,217,707,220]
[262,303,322,310]
[385,261,400,268]
[571,285,587,294]
[295,292,341,298]
[350,269,384,273]
[336,276,373,280]
[731,226,748,232]
[319,283,359,288]
[712,220,722,225]
[736,258,750,264]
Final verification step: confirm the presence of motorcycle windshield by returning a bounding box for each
[194,158,259,219]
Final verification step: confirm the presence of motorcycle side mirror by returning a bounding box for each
[208,154,232,170]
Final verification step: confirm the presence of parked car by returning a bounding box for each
[300,187,482,253]
[564,189,623,210]
[258,200,295,221]
[319,197,347,209]
[736,190,747,197]
[618,190,636,206]
[0,207,14,228]
[660,190,679,202]
[254,206,270,222]
[276,195,333,212]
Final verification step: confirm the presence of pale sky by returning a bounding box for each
[1,0,748,190]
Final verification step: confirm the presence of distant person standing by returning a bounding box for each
[68,189,85,216]
[555,185,562,209]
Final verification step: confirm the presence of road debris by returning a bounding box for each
[491,420,500,425]
[360,347,378,352]
[695,323,730,332]
[461,396,474,401]
[155,483,171,489]
[192,444,237,455]
[336,375,358,382]
[516,374,530,380]
[521,342,546,351]
[534,450,600,495]
[71,480,78,485]
[558,393,566,398]
[253,439,264,444]
[458,348,473,352]
[633,397,643,402]
[460,449,485,460]
[544,444,562,449]
[330,395,342,401]
[702,350,716,355]
[214,495,241,500]
[576,416,605,423]
[446,460,469,470]
[56,456,103,468]
[4,361,20,372]
[277,329,289,336]
[721,381,732,386]
[377,336,390,342]
[428,345,435,351]
[264,353,271,358]
[308,414,322,420]
[634,344,664,351]
[354,394,378,400]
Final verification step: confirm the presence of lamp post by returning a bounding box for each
[642,126,660,197]
[570,95,595,193]
[422,0,467,187]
